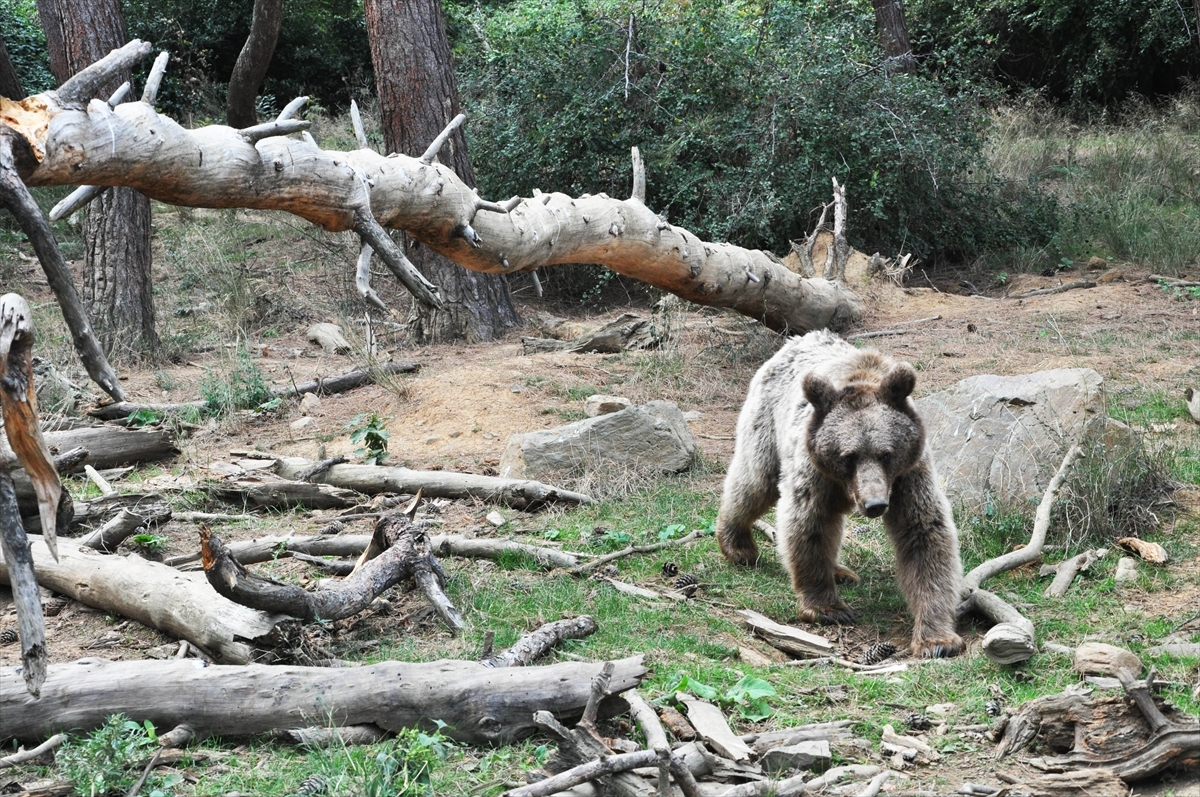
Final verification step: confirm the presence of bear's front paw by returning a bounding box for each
[718,535,760,566]
[910,633,965,659]
[798,602,857,625]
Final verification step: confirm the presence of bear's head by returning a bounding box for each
[802,363,924,518]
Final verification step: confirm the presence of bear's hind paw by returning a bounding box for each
[910,634,965,659]
[834,564,861,585]
[799,603,857,626]
[718,536,760,566]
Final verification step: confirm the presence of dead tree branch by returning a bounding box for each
[3,41,864,333]
[481,616,599,667]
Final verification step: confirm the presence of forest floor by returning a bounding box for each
[1,209,1199,796]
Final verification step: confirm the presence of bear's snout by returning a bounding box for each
[853,461,890,518]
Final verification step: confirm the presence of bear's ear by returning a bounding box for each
[880,362,917,406]
[803,372,839,417]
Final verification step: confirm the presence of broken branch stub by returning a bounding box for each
[4,41,863,333]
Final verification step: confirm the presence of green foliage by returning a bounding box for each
[201,346,272,413]
[450,0,1057,267]
[0,0,56,94]
[347,412,390,464]
[667,672,778,721]
[908,0,1200,112]
[127,407,165,427]
[57,715,182,797]
[130,533,169,554]
[121,0,372,118]
[365,726,452,797]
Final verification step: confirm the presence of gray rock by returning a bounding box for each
[299,392,321,415]
[759,740,831,774]
[915,368,1136,509]
[1114,557,1138,583]
[584,394,631,417]
[500,400,697,479]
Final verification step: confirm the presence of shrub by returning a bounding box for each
[0,0,55,94]
[450,0,1058,267]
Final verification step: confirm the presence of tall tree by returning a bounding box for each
[363,0,518,343]
[0,37,24,99]
[872,0,915,71]
[36,0,158,358]
[225,0,284,128]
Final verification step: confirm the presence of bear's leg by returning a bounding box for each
[716,416,780,566]
[883,459,965,658]
[777,478,856,624]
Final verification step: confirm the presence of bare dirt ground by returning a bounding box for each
[2,250,1199,794]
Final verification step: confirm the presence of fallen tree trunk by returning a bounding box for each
[0,535,293,663]
[88,361,420,421]
[522,313,662,355]
[2,41,863,334]
[0,655,648,744]
[207,476,362,511]
[272,457,594,509]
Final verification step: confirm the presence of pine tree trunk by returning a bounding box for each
[36,0,158,359]
[364,0,518,343]
[225,0,284,129]
[0,37,24,99]
[871,0,915,70]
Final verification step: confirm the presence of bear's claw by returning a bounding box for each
[799,603,857,625]
[833,564,861,585]
[911,634,965,659]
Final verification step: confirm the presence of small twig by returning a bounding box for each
[296,456,348,483]
[846,316,943,341]
[570,530,705,576]
[275,95,308,122]
[125,748,163,797]
[499,749,658,797]
[0,732,66,768]
[1006,280,1095,300]
[238,119,310,144]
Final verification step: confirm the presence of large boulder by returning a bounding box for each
[500,400,697,479]
[915,368,1136,510]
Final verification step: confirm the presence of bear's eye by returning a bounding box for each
[841,453,857,469]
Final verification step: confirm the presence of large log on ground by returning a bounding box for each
[273,457,594,509]
[1,41,863,333]
[0,535,292,663]
[0,655,649,744]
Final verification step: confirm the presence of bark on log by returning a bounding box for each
[0,535,293,663]
[481,616,599,668]
[0,655,648,744]
[2,41,863,333]
[272,456,594,509]
[207,477,362,511]
[78,504,171,553]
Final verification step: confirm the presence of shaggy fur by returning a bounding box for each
[717,330,964,658]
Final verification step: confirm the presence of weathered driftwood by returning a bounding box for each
[207,476,362,511]
[675,693,752,762]
[1041,548,1105,598]
[958,589,1038,665]
[481,616,598,668]
[528,704,655,797]
[1115,536,1169,564]
[306,322,352,354]
[0,293,69,697]
[997,768,1128,797]
[272,456,594,508]
[522,313,662,355]
[3,41,863,334]
[0,655,648,744]
[166,532,582,570]
[736,609,836,659]
[50,492,172,535]
[201,510,466,632]
[78,504,172,553]
[0,732,65,769]
[88,362,420,422]
[1073,643,1143,678]
[996,669,1200,781]
[0,535,292,663]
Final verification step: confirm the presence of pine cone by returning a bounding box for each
[318,520,345,535]
[985,698,1003,717]
[905,712,932,731]
[674,573,700,596]
[295,774,327,797]
[661,561,680,577]
[857,641,898,665]
[592,564,619,580]
[43,597,68,617]
[0,628,17,645]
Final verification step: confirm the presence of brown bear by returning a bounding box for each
[717,330,964,658]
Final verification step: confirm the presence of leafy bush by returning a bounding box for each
[450,0,1058,267]
[57,715,182,797]
[201,345,272,412]
[0,0,56,94]
[908,0,1200,113]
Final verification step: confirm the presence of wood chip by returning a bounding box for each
[675,692,752,761]
[737,609,835,658]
